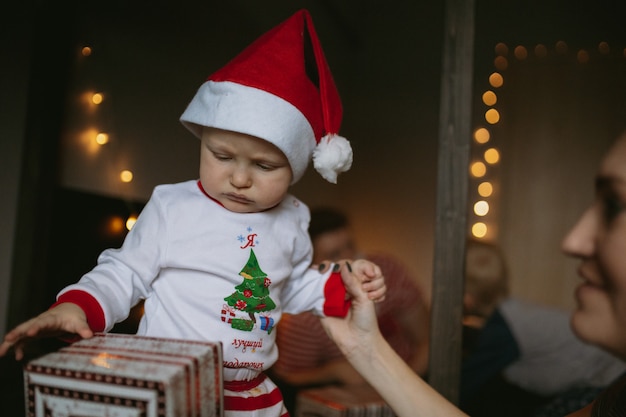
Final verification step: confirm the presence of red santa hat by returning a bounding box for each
[180,9,352,184]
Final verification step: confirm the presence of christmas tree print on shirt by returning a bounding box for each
[224,248,276,333]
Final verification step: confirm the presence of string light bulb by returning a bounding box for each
[485,108,500,124]
[484,148,500,164]
[105,216,125,236]
[482,91,497,106]
[126,215,138,231]
[494,56,508,70]
[474,127,490,144]
[470,161,487,178]
[472,222,487,238]
[95,132,109,145]
[478,181,493,197]
[474,200,490,216]
[514,45,528,60]
[120,170,133,183]
[598,42,610,54]
[91,93,103,105]
[489,72,504,88]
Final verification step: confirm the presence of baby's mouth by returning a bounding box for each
[225,193,252,204]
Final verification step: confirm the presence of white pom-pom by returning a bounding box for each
[312,134,353,183]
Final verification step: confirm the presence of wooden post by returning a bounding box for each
[428,0,475,404]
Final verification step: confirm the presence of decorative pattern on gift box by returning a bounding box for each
[23,333,223,417]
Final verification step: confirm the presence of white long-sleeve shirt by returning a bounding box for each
[57,180,347,382]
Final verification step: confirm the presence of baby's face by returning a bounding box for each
[199,127,292,213]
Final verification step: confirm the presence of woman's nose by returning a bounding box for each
[561,206,596,258]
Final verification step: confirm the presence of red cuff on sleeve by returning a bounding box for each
[51,290,106,333]
[322,270,351,317]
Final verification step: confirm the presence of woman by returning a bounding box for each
[323,131,626,417]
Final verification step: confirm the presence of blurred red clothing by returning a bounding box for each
[274,252,428,375]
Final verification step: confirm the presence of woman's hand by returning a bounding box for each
[320,262,382,357]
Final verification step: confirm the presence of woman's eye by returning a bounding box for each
[602,194,625,223]
[595,179,625,224]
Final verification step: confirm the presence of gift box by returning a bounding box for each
[295,384,395,417]
[23,333,223,417]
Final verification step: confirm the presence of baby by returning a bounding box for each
[0,9,385,417]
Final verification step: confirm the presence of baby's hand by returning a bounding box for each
[0,303,93,360]
[346,259,386,303]
[314,259,386,302]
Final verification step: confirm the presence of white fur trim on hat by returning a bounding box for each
[180,80,316,184]
[313,134,353,183]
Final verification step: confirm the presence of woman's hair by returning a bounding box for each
[464,238,510,314]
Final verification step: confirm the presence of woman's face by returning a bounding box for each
[562,132,626,359]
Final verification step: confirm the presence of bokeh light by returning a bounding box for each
[472,222,487,238]
[474,200,489,216]
[482,91,497,106]
[484,148,500,164]
[126,215,138,231]
[92,93,103,105]
[120,170,133,183]
[95,133,109,145]
[474,128,490,144]
[485,109,500,124]
[478,181,493,197]
[489,72,504,88]
[471,161,487,178]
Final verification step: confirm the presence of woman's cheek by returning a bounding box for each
[572,290,614,345]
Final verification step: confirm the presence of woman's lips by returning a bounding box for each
[577,263,604,287]
[574,279,605,307]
